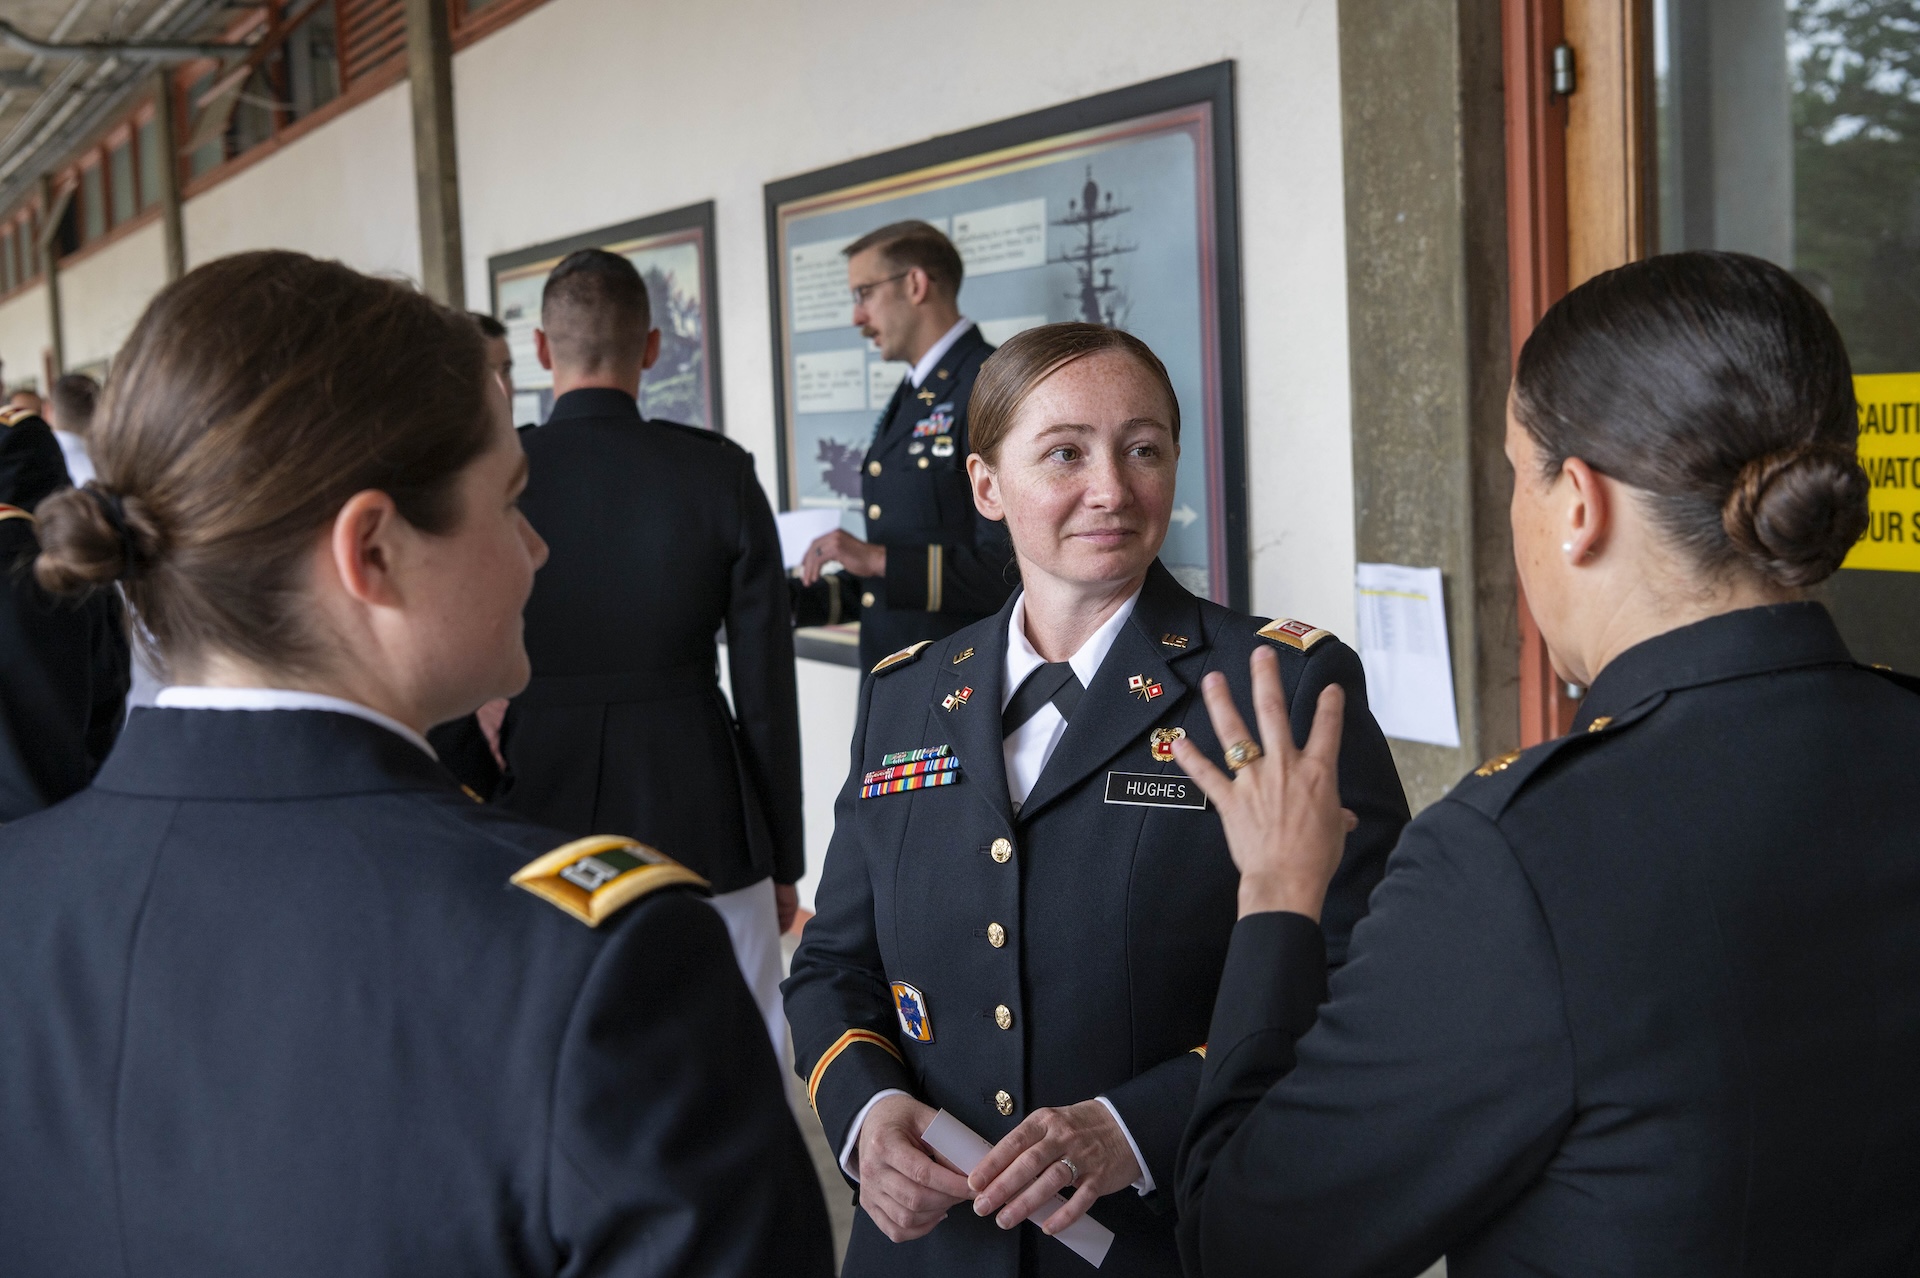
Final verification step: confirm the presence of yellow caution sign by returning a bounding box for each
[1844,372,1920,573]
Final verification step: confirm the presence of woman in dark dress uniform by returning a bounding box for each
[1176,252,1920,1274]
[0,252,832,1278]
[783,322,1409,1277]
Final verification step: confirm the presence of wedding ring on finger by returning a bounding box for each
[1224,739,1264,772]
[1058,1157,1080,1185]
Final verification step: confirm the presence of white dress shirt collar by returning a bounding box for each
[909,317,974,389]
[154,686,438,760]
[1000,585,1143,808]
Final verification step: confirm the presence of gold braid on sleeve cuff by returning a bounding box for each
[926,545,944,613]
[807,1028,905,1112]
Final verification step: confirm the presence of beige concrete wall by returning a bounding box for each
[0,283,51,391]
[182,80,422,282]
[58,221,169,373]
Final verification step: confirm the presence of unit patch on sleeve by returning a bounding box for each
[891,981,933,1042]
[511,835,708,927]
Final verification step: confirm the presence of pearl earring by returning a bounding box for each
[1562,542,1574,555]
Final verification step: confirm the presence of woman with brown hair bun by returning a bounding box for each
[0,251,832,1277]
[1175,251,1920,1273]
[784,321,1409,1276]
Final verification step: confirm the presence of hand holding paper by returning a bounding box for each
[921,1109,1116,1268]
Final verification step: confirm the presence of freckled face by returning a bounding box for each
[973,350,1179,591]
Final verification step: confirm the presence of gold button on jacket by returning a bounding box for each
[986,922,1006,948]
[990,837,1012,863]
[868,460,882,476]
[994,1004,1013,1030]
[867,504,882,520]
[994,1090,1014,1116]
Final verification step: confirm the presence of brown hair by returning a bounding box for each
[843,221,964,298]
[539,247,652,371]
[1514,251,1868,589]
[33,250,493,676]
[968,322,1180,465]
[49,373,99,435]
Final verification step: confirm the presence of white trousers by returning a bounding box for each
[705,877,793,1078]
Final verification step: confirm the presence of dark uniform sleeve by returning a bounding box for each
[724,456,805,884]
[85,591,129,771]
[780,671,915,1173]
[549,888,833,1277]
[1104,637,1408,1195]
[1175,804,1573,1278]
[880,512,1016,619]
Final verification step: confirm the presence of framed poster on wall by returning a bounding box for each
[764,62,1246,610]
[488,200,723,433]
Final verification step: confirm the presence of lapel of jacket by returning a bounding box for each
[1013,561,1210,822]
[866,378,910,457]
[927,593,1016,826]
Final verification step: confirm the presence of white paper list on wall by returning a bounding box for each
[1354,562,1461,749]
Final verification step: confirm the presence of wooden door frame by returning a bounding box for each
[1500,0,1653,744]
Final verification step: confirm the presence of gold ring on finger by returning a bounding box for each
[1224,739,1263,772]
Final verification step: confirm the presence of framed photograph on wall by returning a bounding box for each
[489,200,723,433]
[764,62,1246,619]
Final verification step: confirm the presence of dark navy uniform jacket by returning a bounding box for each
[815,325,1017,672]
[0,706,833,1277]
[784,560,1409,1277]
[0,409,126,820]
[500,388,803,893]
[1178,602,1920,1276]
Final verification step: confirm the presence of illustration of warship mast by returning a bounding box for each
[1050,165,1136,325]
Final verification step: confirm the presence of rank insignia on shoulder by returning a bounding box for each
[1150,726,1186,762]
[511,835,708,927]
[0,406,29,427]
[872,639,933,675]
[1258,618,1335,651]
[862,746,960,798]
[1474,748,1523,777]
[942,685,973,711]
[892,981,933,1042]
[1127,674,1164,701]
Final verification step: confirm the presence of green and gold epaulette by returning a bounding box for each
[0,406,32,428]
[871,639,932,676]
[1257,617,1335,652]
[511,835,707,927]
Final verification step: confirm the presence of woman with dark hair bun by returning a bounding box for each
[0,251,832,1277]
[1173,250,1920,1274]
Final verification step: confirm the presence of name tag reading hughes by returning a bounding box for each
[1104,771,1208,810]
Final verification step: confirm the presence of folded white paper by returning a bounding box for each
[920,1108,1115,1269]
[775,508,846,570]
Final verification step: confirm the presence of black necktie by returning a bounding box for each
[1003,662,1085,738]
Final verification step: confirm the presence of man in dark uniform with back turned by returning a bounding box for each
[796,222,1016,672]
[497,249,803,1063]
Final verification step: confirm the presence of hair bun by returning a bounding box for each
[1720,445,1870,588]
[33,483,162,595]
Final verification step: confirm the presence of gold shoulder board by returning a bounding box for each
[0,407,27,428]
[511,835,707,927]
[1474,748,1523,777]
[871,639,933,675]
[1257,618,1335,652]
[0,504,34,524]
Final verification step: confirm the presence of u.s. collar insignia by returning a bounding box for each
[952,647,974,664]
[931,436,955,458]
[891,981,933,1042]
[511,835,707,927]
[942,685,973,711]
[917,388,937,404]
[1160,633,1189,649]
[1150,726,1186,762]
[1127,674,1164,701]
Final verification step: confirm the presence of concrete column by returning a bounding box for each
[404,0,465,307]
[151,71,187,281]
[1339,0,1517,807]
[38,173,63,380]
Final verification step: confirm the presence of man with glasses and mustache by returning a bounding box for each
[795,221,1016,673]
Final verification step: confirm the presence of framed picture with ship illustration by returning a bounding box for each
[489,201,723,434]
[764,62,1247,650]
